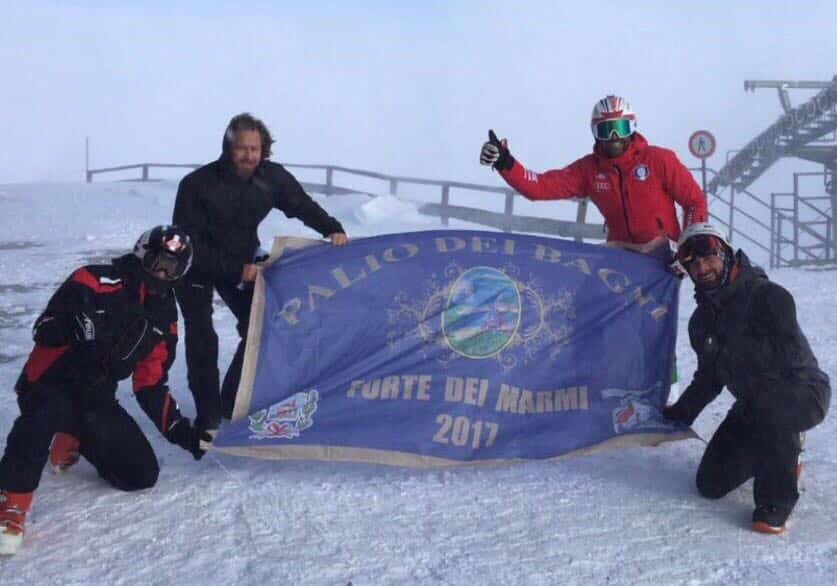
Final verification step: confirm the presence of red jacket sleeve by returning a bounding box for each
[660,149,708,229]
[498,158,588,201]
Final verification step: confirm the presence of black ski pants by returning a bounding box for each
[175,277,254,429]
[695,404,802,511]
[0,386,159,494]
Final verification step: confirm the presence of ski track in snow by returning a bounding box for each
[0,181,835,585]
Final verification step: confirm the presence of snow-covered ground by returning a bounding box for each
[0,180,835,585]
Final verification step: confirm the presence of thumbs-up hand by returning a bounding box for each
[480,129,514,171]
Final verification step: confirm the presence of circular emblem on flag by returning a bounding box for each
[442,267,521,359]
[633,164,650,181]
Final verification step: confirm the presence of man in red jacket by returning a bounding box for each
[480,95,707,250]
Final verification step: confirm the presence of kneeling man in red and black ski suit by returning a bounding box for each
[663,223,831,534]
[0,225,210,555]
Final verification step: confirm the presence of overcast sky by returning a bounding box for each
[2,0,835,189]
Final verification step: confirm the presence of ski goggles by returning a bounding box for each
[677,235,725,267]
[592,118,634,141]
[144,250,190,281]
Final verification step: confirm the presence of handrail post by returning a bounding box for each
[793,173,800,264]
[728,186,736,244]
[142,165,149,181]
[503,191,514,232]
[769,193,775,269]
[441,185,450,227]
[823,163,837,260]
[575,199,589,242]
[389,178,398,196]
[326,167,334,196]
[778,215,785,267]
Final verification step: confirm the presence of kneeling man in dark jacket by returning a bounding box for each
[0,225,210,555]
[664,223,830,534]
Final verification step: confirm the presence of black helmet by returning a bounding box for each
[133,225,193,281]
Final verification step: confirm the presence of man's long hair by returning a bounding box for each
[222,113,275,160]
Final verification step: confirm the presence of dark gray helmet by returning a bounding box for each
[133,225,193,281]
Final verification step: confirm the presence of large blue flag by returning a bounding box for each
[212,230,693,466]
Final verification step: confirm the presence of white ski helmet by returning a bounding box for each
[677,222,730,249]
[677,222,734,288]
[590,95,637,140]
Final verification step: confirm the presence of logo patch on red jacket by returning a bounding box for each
[633,164,650,181]
[594,173,611,192]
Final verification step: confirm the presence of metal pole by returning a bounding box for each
[85,137,90,183]
[575,199,589,243]
[441,185,450,227]
[728,186,735,244]
[701,159,707,195]
[503,191,514,232]
[827,164,837,261]
[793,173,800,264]
[770,193,775,269]
[778,215,784,267]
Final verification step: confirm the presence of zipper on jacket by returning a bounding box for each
[118,319,149,361]
[614,167,634,242]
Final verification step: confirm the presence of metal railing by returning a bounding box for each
[86,162,603,242]
[86,163,199,183]
[86,160,831,266]
[687,166,775,263]
[770,172,834,267]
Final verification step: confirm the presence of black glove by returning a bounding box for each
[167,418,212,461]
[662,401,693,424]
[480,129,515,171]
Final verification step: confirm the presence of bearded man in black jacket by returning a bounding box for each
[664,223,830,534]
[173,113,347,433]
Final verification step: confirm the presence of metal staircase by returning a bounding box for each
[709,78,837,194]
[708,77,837,268]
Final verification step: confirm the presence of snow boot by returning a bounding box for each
[0,490,33,555]
[49,432,80,474]
[752,504,791,535]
